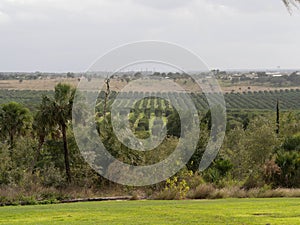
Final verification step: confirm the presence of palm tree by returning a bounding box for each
[0,102,32,149]
[282,0,300,10]
[38,83,75,183]
[32,109,53,172]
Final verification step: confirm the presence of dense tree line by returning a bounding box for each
[0,83,300,205]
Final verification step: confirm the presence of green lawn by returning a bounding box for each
[0,198,299,225]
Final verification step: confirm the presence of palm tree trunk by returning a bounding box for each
[31,136,45,173]
[62,123,71,183]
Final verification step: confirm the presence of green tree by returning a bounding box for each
[38,83,75,183]
[0,102,32,148]
[166,110,181,138]
[224,117,279,183]
[187,123,209,172]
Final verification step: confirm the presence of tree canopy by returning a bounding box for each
[0,102,32,147]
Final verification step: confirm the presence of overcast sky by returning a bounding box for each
[0,0,299,72]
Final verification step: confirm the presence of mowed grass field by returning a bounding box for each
[0,199,299,225]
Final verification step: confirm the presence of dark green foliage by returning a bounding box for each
[138,117,150,131]
[187,124,209,173]
[282,133,300,151]
[226,111,252,131]
[214,158,233,177]
[166,110,180,138]
[155,108,163,117]
[0,89,53,110]
[0,102,32,147]
[201,110,211,130]
[203,158,233,184]
[274,151,300,187]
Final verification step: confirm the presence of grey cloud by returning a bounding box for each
[0,0,299,72]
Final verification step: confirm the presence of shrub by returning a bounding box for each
[274,151,300,188]
[40,164,65,187]
[243,172,265,190]
[163,176,190,200]
[203,158,233,186]
[20,196,37,205]
[156,169,193,200]
[188,184,215,199]
[282,133,300,151]
[263,158,281,186]
[154,188,179,200]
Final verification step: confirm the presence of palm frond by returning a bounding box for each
[283,0,300,11]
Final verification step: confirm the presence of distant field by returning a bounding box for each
[1,77,300,113]
[1,78,300,93]
[0,198,299,225]
[0,78,79,90]
[221,85,300,93]
[1,88,300,112]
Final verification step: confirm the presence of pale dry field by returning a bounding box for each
[0,78,200,92]
[0,78,299,93]
[0,78,79,90]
